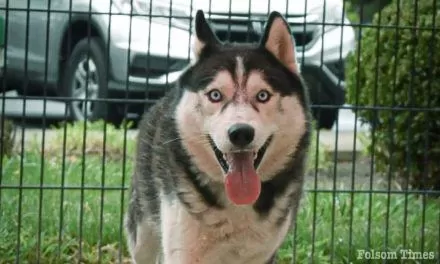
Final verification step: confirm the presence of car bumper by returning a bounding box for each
[298,18,356,66]
[299,18,355,107]
[299,17,355,82]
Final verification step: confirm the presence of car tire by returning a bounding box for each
[61,37,119,123]
[315,108,338,130]
[303,73,340,130]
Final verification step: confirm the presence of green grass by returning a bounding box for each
[0,121,439,263]
[277,192,439,263]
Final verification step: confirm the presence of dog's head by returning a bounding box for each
[175,10,310,206]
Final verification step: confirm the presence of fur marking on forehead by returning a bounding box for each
[233,56,248,102]
[235,56,245,88]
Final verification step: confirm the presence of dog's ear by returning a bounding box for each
[192,10,221,59]
[260,12,298,73]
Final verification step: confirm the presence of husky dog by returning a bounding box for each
[125,9,312,264]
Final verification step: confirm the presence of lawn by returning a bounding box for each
[0,121,439,263]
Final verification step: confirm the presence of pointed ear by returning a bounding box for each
[260,11,298,73]
[192,10,221,59]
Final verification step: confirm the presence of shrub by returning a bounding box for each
[345,0,392,24]
[345,0,440,192]
[345,1,361,24]
[0,117,15,158]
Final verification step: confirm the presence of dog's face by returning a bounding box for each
[175,10,309,206]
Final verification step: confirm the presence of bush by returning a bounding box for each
[345,1,361,24]
[0,117,15,158]
[345,0,440,192]
[345,0,392,24]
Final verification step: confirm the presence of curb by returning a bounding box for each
[318,130,366,162]
[13,127,366,162]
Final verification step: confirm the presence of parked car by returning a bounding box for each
[0,0,355,129]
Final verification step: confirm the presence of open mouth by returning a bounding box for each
[207,135,273,174]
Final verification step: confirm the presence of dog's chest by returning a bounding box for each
[161,201,290,264]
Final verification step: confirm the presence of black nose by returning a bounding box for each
[228,123,255,148]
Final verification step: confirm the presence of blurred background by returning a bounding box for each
[0,0,390,130]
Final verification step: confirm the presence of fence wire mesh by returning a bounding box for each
[0,0,439,263]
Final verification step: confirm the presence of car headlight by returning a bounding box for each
[112,0,191,30]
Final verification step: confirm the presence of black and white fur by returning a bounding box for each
[125,10,312,264]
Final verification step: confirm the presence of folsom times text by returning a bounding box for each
[357,249,436,260]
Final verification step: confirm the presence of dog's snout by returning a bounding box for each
[228,123,255,148]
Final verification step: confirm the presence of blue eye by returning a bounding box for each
[256,90,271,103]
[207,89,223,103]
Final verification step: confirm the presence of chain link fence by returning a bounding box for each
[0,0,439,263]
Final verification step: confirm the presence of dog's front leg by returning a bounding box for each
[129,220,162,264]
[160,200,203,264]
[265,253,278,264]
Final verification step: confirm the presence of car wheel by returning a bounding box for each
[315,108,338,130]
[61,37,116,122]
[303,73,340,130]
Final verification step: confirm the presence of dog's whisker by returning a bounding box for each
[161,134,208,145]
[161,137,182,145]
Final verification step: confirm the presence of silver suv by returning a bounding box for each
[0,0,355,129]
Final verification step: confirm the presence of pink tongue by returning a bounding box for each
[224,152,261,205]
